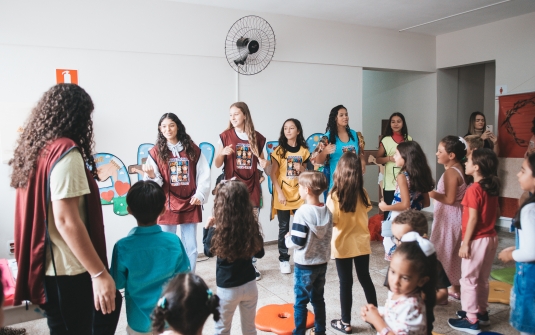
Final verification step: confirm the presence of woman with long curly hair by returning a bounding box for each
[311,105,366,191]
[140,112,210,273]
[202,180,264,335]
[10,84,121,334]
[270,118,309,274]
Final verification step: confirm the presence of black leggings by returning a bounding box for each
[383,190,395,220]
[335,255,377,323]
[41,272,122,335]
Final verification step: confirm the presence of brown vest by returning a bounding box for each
[219,129,266,207]
[14,138,107,305]
[149,144,202,224]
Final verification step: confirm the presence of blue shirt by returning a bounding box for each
[324,129,360,189]
[110,225,190,332]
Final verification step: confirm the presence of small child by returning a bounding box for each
[362,231,437,335]
[464,135,484,157]
[110,180,191,335]
[152,273,220,335]
[448,149,500,334]
[285,171,332,335]
[498,153,535,335]
[386,210,451,335]
[203,180,265,335]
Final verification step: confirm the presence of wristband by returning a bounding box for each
[380,327,392,335]
[91,270,105,280]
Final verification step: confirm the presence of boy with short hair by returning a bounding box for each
[110,180,190,335]
[464,135,484,157]
[285,172,333,335]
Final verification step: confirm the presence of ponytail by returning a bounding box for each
[471,149,500,196]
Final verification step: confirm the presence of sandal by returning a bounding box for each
[331,319,352,334]
[448,291,461,300]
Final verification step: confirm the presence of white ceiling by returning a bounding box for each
[167,0,535,35]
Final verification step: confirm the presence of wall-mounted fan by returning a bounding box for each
[225,15,276,75]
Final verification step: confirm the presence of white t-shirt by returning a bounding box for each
[45,150,90,276]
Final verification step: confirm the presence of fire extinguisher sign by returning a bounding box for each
[56,69,78,84]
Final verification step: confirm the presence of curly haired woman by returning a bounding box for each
[140,112,211,273]
[10,84,121,334]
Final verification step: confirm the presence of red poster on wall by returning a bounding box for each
[56,69,78,84]
[498,92,535,158]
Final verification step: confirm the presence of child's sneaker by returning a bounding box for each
[448,317,481,334]
[280,261,291,274]
[253,263,262,281]
[456,310,490,326]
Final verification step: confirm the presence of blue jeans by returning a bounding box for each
[160,223,198,273]
[293,264,327,335]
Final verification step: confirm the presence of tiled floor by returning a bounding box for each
[9,209,517,335]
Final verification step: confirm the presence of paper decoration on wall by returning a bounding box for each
[199,142,215,168]
[497,92,535,218]
[306,133,324,154]
[56,69,78,84]
[265,141,279,195]
[95,153,131,216]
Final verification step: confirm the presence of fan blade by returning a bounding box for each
[233,53,248,66]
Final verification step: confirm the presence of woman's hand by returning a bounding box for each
[277,191,287,206]
[221,145,234,156]
[498,246,515,263]
[324,144,336,155]
[459,243,471,259]
[190,196,202,205]
[258,157,269,169]
[92,272,117,314]
[488,132,498,144]
[142,163,156,179]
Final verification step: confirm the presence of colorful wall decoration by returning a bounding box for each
[95,153,131,216]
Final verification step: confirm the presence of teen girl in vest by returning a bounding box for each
[270,118,310,274]
[429,136,467,300]
[499,153,535,335]
[311,105,365,191]
[379,141,434,260]
[447,149,500,334]
[10,84,121,334]
[142,113,211,273]
[375,112,412,220]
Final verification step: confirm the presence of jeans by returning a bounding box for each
[215,280,258,335]
[335,255,377,323]
[277,210,294,262]
[160,222,198,273]
[41,272,122,335]
[293,265,327,335]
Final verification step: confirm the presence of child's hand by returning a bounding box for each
[277,192,287,206]
[360,304,382,325]
[205,217,215,229]
[285,232,291,238]
[258,158,269,169]
[324,144,336,155]
[378,200,388,211]
[498,246,515,263]
[221,145,234,156]
[459,243,471,259]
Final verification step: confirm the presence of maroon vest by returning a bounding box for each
[219,129,266,207]
[149,144,202,224]
[13,138,107,305]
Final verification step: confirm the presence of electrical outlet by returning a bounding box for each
[8,240,15,255]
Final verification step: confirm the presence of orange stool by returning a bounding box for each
[255,303,315,335]
[488,280,512,304]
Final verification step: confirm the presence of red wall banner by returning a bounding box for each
[498,93,535,158]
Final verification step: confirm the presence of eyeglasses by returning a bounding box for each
[390,236,402,245]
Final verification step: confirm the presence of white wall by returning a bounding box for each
[362,70,438,204]
[0,0,437,260]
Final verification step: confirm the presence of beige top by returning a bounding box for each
[45,150,90,276]
[327,190,372,259]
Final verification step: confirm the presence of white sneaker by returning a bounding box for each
[280,261,291,274]
[253,264,262,281]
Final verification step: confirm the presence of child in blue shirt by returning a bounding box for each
[110,180,190,335]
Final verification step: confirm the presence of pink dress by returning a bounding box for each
[430,167,466,287]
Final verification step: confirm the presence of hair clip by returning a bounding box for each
[207,289,213,300]
[157,296,168,310]
[400,232,436,257]
[458,136,468,150]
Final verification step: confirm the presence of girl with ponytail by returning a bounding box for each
[447,148,500,333]
[152,273,220,335]
[429,136,468,301]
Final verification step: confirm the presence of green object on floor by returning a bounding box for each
[490,267,515,285]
